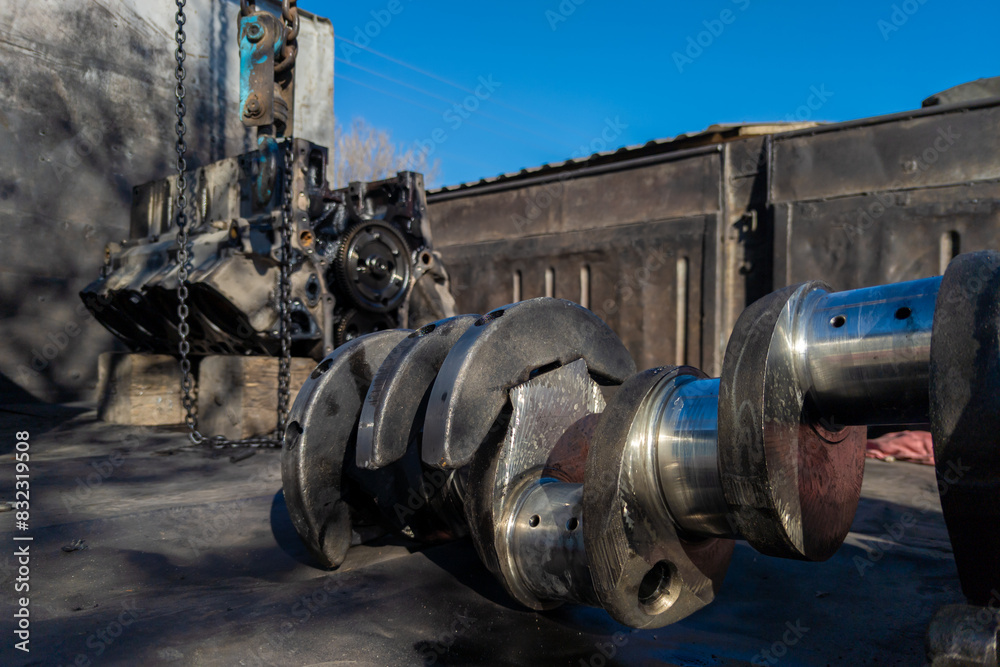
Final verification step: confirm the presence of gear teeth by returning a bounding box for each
[334,308,397,345]
[334,220,412,313]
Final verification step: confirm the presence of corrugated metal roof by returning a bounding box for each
[429,121,821,196]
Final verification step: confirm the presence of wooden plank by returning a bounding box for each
[95,352,186,425]
[197,356,316,440]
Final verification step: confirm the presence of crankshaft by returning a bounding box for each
[281,250,1000,629]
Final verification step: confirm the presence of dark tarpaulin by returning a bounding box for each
[1,404,960,666]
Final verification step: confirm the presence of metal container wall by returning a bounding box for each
[429,99,1000,376]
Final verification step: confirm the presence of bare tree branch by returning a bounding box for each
[332,117,441,188]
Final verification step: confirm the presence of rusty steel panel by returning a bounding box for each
[714,137,772,375]
[429,98,1000,378]
[773,182,1000,290]
[771,101,1000,203]
[439,216,708,372]
[429,152,721,247]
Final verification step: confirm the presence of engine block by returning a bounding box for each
[80,138,455,359]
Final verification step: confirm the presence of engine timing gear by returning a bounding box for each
[334,309,398,346]
[334,220,412,313]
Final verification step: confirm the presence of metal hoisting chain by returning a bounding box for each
[240,0,299,71]
[173,0,293,449]
[276,137,294,437]
[173,0,198,440]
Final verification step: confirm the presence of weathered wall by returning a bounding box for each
[770,101,1000,288]
[0,0,333,402]
[429,99,1000,377]
[429,150,724,373]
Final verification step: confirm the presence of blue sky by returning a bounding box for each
[299,0,999,187]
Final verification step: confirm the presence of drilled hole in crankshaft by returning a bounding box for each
[528,515,540,528]
[638,560,678,616]
[830,314,847,328]
[475,309,506,326]
[310,358,334,379]
[284,421,302,450]
[411,323,436,338]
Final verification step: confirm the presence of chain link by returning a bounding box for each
[174,0,199,441]
[173,0,293,450]
[277,138,294,435]
[239,0,298,72]
[274,0,299,73]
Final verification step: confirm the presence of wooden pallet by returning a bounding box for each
[197,356,316,440]
[96,352,186,426]
[96,353,316,438]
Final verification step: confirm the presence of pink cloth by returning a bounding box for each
[865,430,935,465]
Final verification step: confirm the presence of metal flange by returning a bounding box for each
[718,282,866,561]
[584,367,734,629]
[281,329,410,567]
[356,314,479,470]
[930,249,1000,605]
[422,298,637,470]
[463,359,606,610]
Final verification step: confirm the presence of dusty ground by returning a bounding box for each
[0,402,961,666]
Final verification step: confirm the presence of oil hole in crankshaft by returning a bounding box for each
[638,560,678,615]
